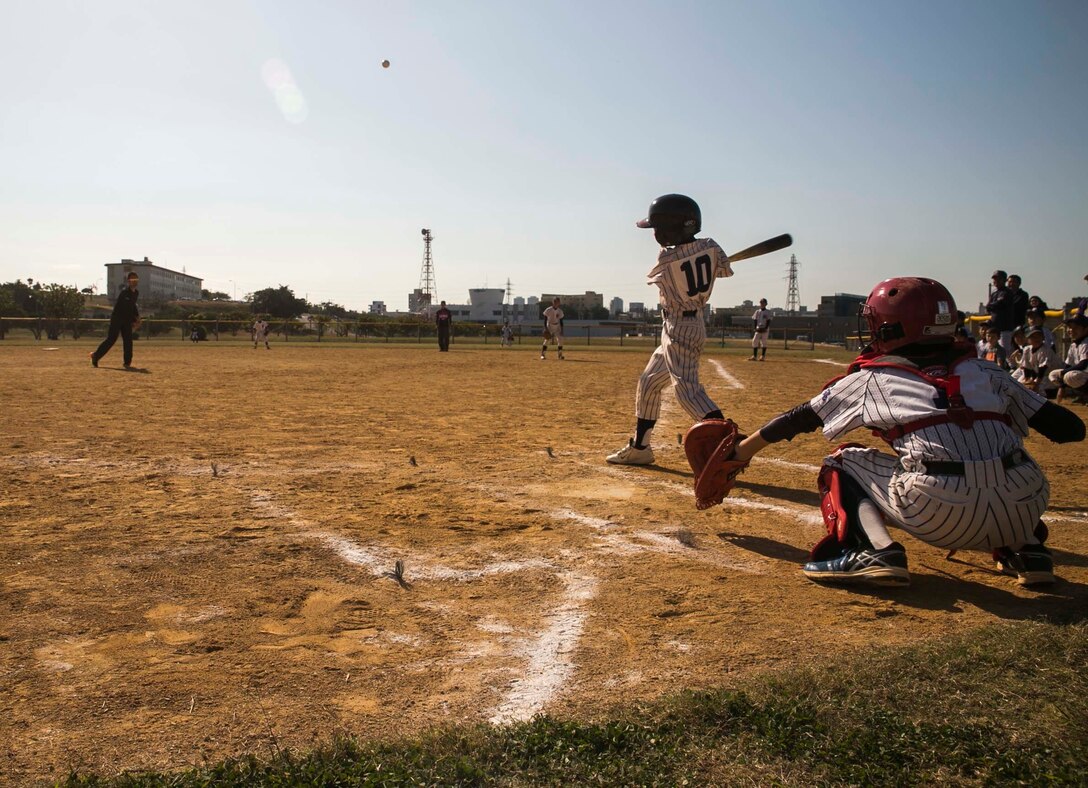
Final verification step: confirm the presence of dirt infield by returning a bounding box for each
[2,341,1086,782]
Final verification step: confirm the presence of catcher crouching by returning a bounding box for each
[701,277,1084,588]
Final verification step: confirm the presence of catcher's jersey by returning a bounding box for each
[543,305,564,330]
[810,357,1048,465]
[647,238,733,313]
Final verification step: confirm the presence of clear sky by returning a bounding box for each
[2,0,1086,314]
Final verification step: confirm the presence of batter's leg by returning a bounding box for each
[607,343,673,464]
[663,320,718,421]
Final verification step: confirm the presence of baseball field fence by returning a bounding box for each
[0,317,861,353]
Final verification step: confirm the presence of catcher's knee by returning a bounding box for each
[812,461,871,560]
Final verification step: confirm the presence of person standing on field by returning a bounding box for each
[435,300,452,352]
[90,271,140,369]
[1007,274,1029,330]
[985,270,1015,359]
[541,297,565,360]
[750,298,772,361]
[253,317,271,349]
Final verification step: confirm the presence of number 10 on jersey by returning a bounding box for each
[679,254,713,297]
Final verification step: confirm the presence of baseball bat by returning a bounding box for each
[727,233,792,263]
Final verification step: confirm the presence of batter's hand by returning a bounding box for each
[684,419,749,510]
[132,318,142,331]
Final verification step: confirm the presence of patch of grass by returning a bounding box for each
[63,621,1088,786]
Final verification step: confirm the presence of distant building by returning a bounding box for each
[105,257,202,304]
[817,293,866,318]
[407,288,432,314]
[542,291,605,316]
[609,296,624,317]
[629,301,646,319]
[468,288,506,322]
[369,301,387,316]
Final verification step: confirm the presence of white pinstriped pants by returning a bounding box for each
[831,447,1048,550]
[635,316,719,422]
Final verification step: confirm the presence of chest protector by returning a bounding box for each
[829,347,1012,444]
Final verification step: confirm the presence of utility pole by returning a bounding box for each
[504,277,513,323]
[419,228,437,312]
[785,254,801,315]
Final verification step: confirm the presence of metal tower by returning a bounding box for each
[785,254,801,315]
[504,278,513,322]
[419,228,437,309]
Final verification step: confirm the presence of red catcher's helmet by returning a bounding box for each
[860,277,957,354]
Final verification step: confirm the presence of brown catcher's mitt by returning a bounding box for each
[684,419,748,510]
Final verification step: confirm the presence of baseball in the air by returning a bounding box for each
[381,59,390,69]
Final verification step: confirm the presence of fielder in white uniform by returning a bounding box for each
[1049,313,1088,404]
[749,298,772,361]
[253,318,270,349]
[541,298,565,360]
[731,277,1084,587]
[607,194,733,465]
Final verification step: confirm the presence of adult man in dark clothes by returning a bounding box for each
[986,269,1015,359]
[91,272,140,368]
[1007,274,1029,329]
[435,300,452,352]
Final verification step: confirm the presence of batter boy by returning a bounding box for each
[607,194,733,465]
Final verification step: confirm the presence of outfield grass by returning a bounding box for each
[63,620,1088,787]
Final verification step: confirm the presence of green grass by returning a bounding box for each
[63,621,1088,786]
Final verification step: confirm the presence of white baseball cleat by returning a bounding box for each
[606,440,654,465]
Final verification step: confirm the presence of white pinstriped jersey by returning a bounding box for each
[1064,336,1088,368]
[630,238,730,426]
[647,239,733,312]
[1018,343,1061,379]
[752,308,772,331]
[811,357,1047,465]
[810,356,1050,550]
[543,306,564,332]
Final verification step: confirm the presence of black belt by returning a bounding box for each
[913,450,1026,476]
[664,309,698,318]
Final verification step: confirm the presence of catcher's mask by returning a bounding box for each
[636,193,701,246]
[859,277,957,354]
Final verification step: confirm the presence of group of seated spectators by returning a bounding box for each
[968,270,1088,403]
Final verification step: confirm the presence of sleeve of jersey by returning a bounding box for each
[988,366,1045,435]
[809,373,868,441]
[711,241,734,278]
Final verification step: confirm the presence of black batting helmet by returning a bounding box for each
[636,194,701,246]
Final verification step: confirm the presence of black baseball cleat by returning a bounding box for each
[803,542,910,587]
[89,353,98,367]
[993,544,1055,586]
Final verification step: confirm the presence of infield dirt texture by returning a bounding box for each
[2,342,1086,781]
